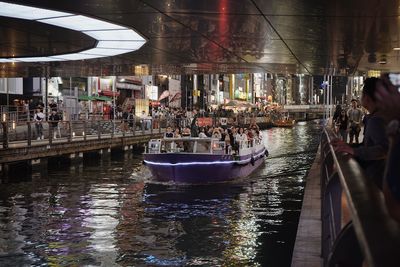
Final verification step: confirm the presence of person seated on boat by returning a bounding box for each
[235,127,248,152]
[254,129,262,144]
[199,128,208,138]
[164,126,174,138]
[212,128,222,140]
[224,128,232,154]
[182,126,191,137]
[174,128,181,138]
[249,121,259,131]
[206,126,214,137]
[246,128,254,147]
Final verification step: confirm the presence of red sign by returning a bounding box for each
[197,117,213,127]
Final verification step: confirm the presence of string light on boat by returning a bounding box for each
[144,149,266,166]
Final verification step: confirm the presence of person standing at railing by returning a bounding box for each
[332,77,389,189]
[48,109,61,139]
[375,74,400,222]
[33,108,45,140]
[336,110,349,142]
[347,99,363,144]
[23,100,29,121]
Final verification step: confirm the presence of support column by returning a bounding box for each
[0,163,10,182]
[68,152,83,164]
[29,158,48,171]
[99,148,111,159]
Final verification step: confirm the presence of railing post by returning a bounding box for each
[2,122,8,149]
[150,119,153,134]
[159,119,162,134]
[83,120,87,141]
[132,117,136,136]
[49,123,53,145]
[68,121,72,142]
[27,121,32,147]
[111,120,114,138]
[141,120,145,135]
[97,121,101,140]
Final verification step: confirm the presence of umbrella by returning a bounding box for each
[224,100,238,107]
[78,95,95,101]
[94,95,113,101]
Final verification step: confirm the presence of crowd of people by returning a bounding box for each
[331,76,400,222]
[163,113,262,154]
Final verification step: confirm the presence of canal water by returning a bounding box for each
[0,121,322,267]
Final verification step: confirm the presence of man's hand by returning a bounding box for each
[330,138,355,155]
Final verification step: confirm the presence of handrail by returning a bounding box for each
[322,127,400,267]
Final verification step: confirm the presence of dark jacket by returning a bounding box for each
[354,113,389,188]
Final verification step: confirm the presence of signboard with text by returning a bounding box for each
[197,117,213,127]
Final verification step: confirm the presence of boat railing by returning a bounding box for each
[320,127,400,267]
[147,137,227,154]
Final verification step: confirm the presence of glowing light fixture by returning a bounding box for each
[393,47,400,51]
[0,2,71,20]
[144,149,266,166]
[38,15,126,31]
[0,1,146,63]
[97,40,146,50]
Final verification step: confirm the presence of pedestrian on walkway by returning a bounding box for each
[48,109,61,139]
[347,99,363,144]
[332,77,389,188]
[34,108,45,140]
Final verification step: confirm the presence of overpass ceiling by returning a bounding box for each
[1,0,400,77]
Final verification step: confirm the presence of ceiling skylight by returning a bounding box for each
[39,15,126,31]
[96,41,146,50]
[0,1,146,63]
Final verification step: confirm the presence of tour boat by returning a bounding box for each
[272,118,296,127]
[143,137,268,183]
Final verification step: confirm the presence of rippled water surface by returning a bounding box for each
[0,122,322,267]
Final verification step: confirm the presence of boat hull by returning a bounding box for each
[143,148,266,183]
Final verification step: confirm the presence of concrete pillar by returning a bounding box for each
[69,152,83,163]
[99,148,111,159]
[0,163,10,182]
[29,158,48,171]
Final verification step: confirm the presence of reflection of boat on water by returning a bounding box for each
[143,137,268,183]
[272,118,296,127]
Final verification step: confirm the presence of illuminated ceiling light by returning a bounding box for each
[84,29,143,41]
[39,15,126,31]
[0,1,146,63]
[96,40,146,50]
[393,47,400,51]
[14,57,63,62]
[0,2,72,20]
[81,47,134,56]
[50,54,103,61]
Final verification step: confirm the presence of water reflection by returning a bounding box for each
[0,122,321,267]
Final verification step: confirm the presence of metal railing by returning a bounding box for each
[0,117,166,149]
[320,127,400,267]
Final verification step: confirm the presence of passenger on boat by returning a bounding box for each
[212,128,222,139]
[165,126,174,138]
[235,127,248,152]
[174,128,181,138]
[199,128,208,138]
[224,128,232,154]
[182,126,191,137]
